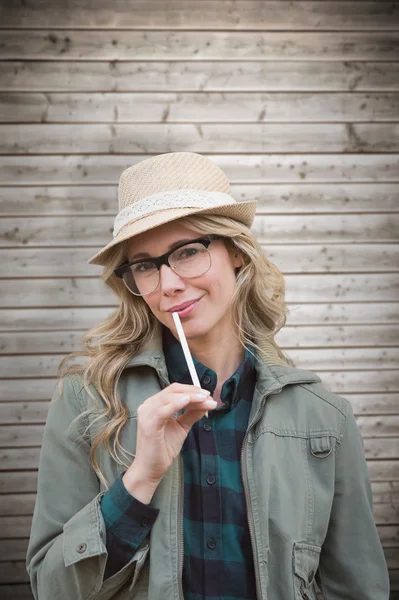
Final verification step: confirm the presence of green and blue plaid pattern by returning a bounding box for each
[101,325,258,598]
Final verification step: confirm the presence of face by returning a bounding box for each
[125,221,242,340]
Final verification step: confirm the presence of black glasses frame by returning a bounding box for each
[114,234,223,280]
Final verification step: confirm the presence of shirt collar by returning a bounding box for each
[162,325,256,409]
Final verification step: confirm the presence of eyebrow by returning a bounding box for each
[129,238,196,261]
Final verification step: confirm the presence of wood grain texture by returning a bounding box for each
[1,31,398,61]
[1,214,398,247]
[1,61,398,93]
[1,183,399,216]
[1,154,397,184]
[0,0,398,588]
[1,1,398,30]
[1,122,399,153]
[2,92,399,123]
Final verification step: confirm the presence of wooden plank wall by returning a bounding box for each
[0,1,398,598]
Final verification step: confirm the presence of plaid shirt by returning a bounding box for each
[101,326,258,598]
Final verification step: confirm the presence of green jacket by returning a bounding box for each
[26,336,390,600]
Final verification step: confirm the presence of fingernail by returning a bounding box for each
[195,393,209,400]
[205,399,217,408]
[181,395,191,402]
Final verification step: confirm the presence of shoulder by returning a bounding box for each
[264,369,352,442]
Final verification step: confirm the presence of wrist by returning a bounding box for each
[122,464,162,505]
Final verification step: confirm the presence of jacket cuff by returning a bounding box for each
[100,472,159,578]
[62,491,108,568]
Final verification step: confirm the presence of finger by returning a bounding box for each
[176,401,217,432]
[157,396,216,425]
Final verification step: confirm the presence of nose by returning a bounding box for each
[158,264,185,294]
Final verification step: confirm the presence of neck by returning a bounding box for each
[186,320,245,387]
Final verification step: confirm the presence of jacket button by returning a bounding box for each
[77,543,87,554]
[203,422,212,432]
[140,517,148,527]
[207,538,216,550]
[206,475,216,485]
[202,375,211,385]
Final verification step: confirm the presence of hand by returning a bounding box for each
[122,383,216,502]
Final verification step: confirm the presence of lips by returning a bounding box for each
[167,298,201,313]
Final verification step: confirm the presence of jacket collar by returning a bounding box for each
[123,322,322,394]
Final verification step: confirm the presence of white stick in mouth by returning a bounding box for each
[172,312,208,417]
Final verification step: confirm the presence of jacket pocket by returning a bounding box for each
[293,541,321,600]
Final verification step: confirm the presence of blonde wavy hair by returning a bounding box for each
[57,214,293,487]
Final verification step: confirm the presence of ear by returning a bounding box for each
[232,252,243,269]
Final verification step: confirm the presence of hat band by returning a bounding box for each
[113,189,235,237]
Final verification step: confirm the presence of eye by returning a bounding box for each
[176,246,200,260]
[132,262,156,273]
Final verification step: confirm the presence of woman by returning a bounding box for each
[27,152,389,600]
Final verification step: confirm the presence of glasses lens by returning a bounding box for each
[170,242,211,278]
[120,241,212,296]
[122,261,159,296]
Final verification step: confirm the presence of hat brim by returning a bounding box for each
[87,201,257,266]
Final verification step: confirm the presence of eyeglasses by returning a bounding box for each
[114,235,223,296]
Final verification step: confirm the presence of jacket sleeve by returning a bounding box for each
[317,402,390,599]
[26,375,151,600]
[100,471,159,579]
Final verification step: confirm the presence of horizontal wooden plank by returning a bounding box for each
[0,449,41,471]
[0,585,33,600]
[1,123,399,154]
[3,244,399,278]
[0,539,29,561]
[277,326,399,348]
[290,348,399,371]
[1,214,398,247]
[357,416,399,438]
[1,303,398,333]
[1,154,397,185]
[0,380,57,402]
[0,495,36,517]
[1,31,399,61]
[0,403,50,425]
[0,516,32,538]
[368,461,399,481]
[347,394,399,416]
[319,370,399,394]
[374,502,399,524]
[373,481,399,504]
[364,438,399,460]
[1,60,398,93]
[3,183,399,216]
[0,472,37,494]
[2,325,398,355]
[0,426,44,448]
[384,547,399,570]
[1,274,398,307]
[1,1,398,30]
[379,525,399,547]
[0,561,29,584]
[2,92,399,123]
[1,347,398,378]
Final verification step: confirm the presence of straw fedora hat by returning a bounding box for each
[87,152,257,266]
